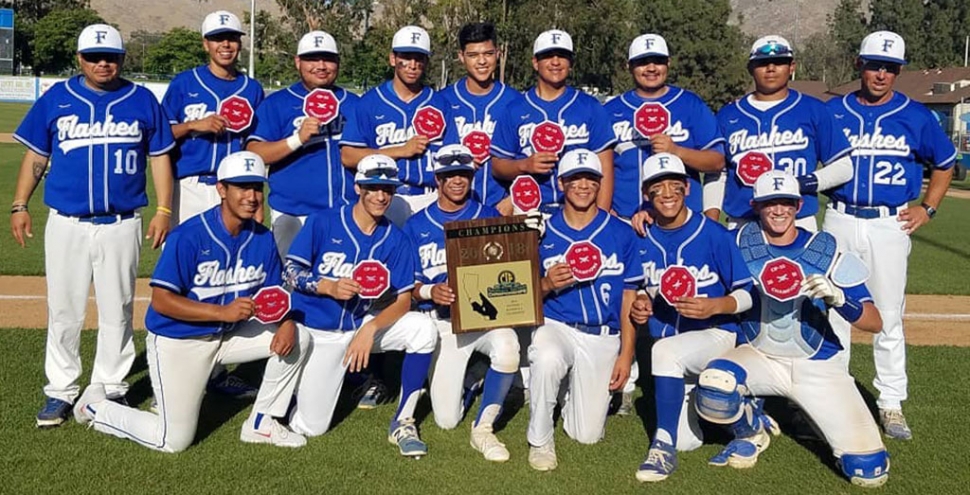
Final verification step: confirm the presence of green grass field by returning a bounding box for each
[0,102,31,134]
[2,329,967,494]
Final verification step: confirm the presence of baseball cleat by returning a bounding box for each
[208,371,258,400]
[636,438,677,482]
[73,383,107,426]
[357,378,390,410]
[389,418,428,458]
[528,439,558,471]
[879,409,912,440]
[709,428,772,469]
[240,413,306,448]
[36,397,72,428]
[470,423,510,462]
[616,392,634,416]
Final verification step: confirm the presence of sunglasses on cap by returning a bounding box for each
[80,52,123,64]
[362,166,398,179]
[861,60,901,75]
[753,43,792,57]
[437,153,474,166]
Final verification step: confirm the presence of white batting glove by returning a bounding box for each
[524,210,547,237]
[801,274,846,308]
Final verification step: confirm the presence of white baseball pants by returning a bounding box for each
[269,209,308,258]
[170,176,220,226]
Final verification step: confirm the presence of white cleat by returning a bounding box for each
[470,423,510,462]
[240,413,307,448]
[528,439,558,471]
[73,383,107,426]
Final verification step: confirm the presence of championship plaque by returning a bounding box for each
[445,216,544,333]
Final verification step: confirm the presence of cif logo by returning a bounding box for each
[497,270,516,284]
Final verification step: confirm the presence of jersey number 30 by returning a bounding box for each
[113,150,138,175]
[873,160,906,186]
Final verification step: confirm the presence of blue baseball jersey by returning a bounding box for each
[540,209,642,329]
[404,200,500,312]
[14,76,175,216]
[826,91,957,207]
[638,210,752,338]
[146,206,284,338]
[339,81,446,195]
[440,78,525,207]
[287,205,417,331]
[162,65,264,179]
[742,228,873,361]
[605,87,725,217]
[248,83,359,216]
[718,90,852,219]
[490,86,616,206]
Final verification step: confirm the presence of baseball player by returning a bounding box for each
[247,30,359,256]
[340,26,447,225]
[605,34,725,220]
[490,29,617,213]
[71,152,310,452]
[693,170,890,488]
[439,22,525,213]
[163,11,264,225]
[283,154,438,458]
[825,31,956,440]
[632,153,756,482]
[163,10,265,399]
[11,24,175,427]
[405,144,521,462]
[526,149,642,471]
[706,35,854,230]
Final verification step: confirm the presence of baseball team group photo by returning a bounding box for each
[2,1,970,493]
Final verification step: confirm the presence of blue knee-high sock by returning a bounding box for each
[655,376,685,446]
[394,352,433,422]
[474,369,515,427]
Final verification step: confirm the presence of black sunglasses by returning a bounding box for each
[80,52,122,64]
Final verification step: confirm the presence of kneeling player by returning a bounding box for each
[406,145,520,462]
[284,154,438,458]
[526,150,642,471]
[73,152,310,452]
[694,171,890,488]
[632,153,759,482]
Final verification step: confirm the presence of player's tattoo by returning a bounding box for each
[31,159,48,181]
[284,260,320,294]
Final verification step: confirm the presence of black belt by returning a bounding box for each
[829,199,902,219]
[61,211,136,225]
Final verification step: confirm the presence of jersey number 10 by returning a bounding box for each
[113,149,138,175]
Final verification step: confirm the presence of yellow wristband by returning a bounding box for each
[156,206,172,216]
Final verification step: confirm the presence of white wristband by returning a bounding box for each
[729,289,753,314]
[286,133,303,152]
[418,284,434,301]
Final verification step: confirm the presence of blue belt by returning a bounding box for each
[829,199,902,219]
[61,211,136,225]
[197,174,218,186]
[572,323,619,336]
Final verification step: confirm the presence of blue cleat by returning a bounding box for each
[388,418,428,458]
[357,378,390,410]
[36,397,72,428]
[636,438,678,482]
[709,427,772,469]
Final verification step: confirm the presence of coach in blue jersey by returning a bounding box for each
[284,154,438,458]
[163,11,264,226]
[526,149,642,471]
[490,30,617,212]
[341,26,446,225]
[825,32,956,440]
[606,34,725,220]
[707,35,854,230]
[694,171,890,488]
[11,24,175,428]
[440,22,525,212]
[72,152,310,452]
[631,153,755,483]
[247,31,359,255]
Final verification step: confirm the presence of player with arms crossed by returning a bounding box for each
[526,149,642,471]
[490,30,616,213]
[284,154,438,458]
[707,36,853,230]
[247,31,359,256]
[405,144,524,462]
[11,24,174,427]
[606,34,725,220]
[825,31,956,440]
[341,26,447,225]
[631,153,757,482]
[72,152,310,452]
[693,171,890,488]
[439,22,525,213]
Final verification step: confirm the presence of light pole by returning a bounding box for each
[248,0,256,78]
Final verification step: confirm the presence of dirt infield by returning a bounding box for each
[0,133,15,144]
[1,275,967,346]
